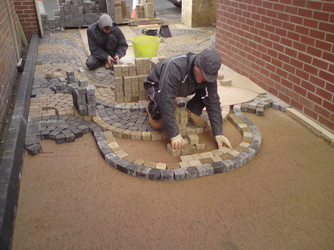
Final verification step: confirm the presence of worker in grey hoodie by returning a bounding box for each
[86,13,128,70]
[144,48,233,150]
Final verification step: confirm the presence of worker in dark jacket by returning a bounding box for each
[86,13,128,70]
[144,48,233,150]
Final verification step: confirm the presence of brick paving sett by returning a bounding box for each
[1,25,334,249]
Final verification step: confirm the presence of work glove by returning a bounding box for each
[107,55,113,67]
[114,55,119,64]
[171,134,184,150]
[108,55,119,67]
[215,135,233,149]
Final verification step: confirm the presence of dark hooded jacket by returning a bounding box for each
[87,19,128,61]
[144,52,223,138]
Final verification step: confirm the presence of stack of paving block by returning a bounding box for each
[114,0,131,23]
[113,59,152,103]
[123,76,139,102]
[114,0,123,23]
[240,93,290,116]
[135,0,154,19]
[68,78,96,116]
[135,58,151,75]
[144,0,154,19]
[135,5,145,18]
[167,106,206,157]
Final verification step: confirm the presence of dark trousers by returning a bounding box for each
[145,85,206,120]
[86,34,118,70]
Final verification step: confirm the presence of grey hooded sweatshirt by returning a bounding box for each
[87,14,128,61]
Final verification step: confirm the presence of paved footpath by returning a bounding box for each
[3,24,334,249]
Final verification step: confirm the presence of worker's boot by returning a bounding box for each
[186,108,207,128]
[146,105,163,130]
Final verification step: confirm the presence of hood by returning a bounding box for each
[98,14,113,30]
[187,52,197,82]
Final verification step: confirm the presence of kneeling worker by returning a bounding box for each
[144,48,233,150]
[86,13,128,70]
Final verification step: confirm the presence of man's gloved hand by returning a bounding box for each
[107,55,113,67]
[114,55,119,64]
[107,55,119,67]
[171,134,184,150]
[215,135,233,149]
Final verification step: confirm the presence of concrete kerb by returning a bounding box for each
[0,33,39,250]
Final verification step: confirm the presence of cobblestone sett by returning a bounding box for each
[94,131,105,142]
[161,169,174,181]
[185,166,198,179]
[174,168,185,180]
[149,168,161,181]
[243,148,256,162]
[223,159,235,172]
[196,164,214,177]
[211,161,225,174]
[230,155,243,169]
[97,140,113,158]
[127,163,140,176]
[136,166,151,179]
[104,152,119,168]
[116,159,131,173]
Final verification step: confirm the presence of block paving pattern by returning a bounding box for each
[25,29,290,181]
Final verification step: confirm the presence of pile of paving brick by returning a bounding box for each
[240,93,291,116]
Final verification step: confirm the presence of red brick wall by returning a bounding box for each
[0,0,22,136]
[14,0,39,42]
[216,0,334,133]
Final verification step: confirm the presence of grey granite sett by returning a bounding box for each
[230,155,243,168]
[78,124,90,133]
[64,132,75,142]
[223,159,235,172]
[238,152,249,165]
[116,159,131,173]
[25,135,40,146]
[136,166,151,179]
[161,169,174,181]
[104,152,119,168]
[94,132,105,142]
[149,168,161,181]
[26,143,42,156]
[174,168,186,180]
[127,163,140,176]
[40,130,51,139]
[55,133,66,144]
[90,126,102,133]
[249,139,261,154]
[211,161,225,174]
[196,164,214,177]
[243,147,256,162]
[185,166,198,179]
[72,128,83,138]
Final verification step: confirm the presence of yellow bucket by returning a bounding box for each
[132,36,160,58]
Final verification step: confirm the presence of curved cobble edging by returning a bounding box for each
[95,105,261,180]
[25,104,261,181]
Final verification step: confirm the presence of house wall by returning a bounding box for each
[0,0,22,137]
[215,0,334,133]
[14,0,39,42]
